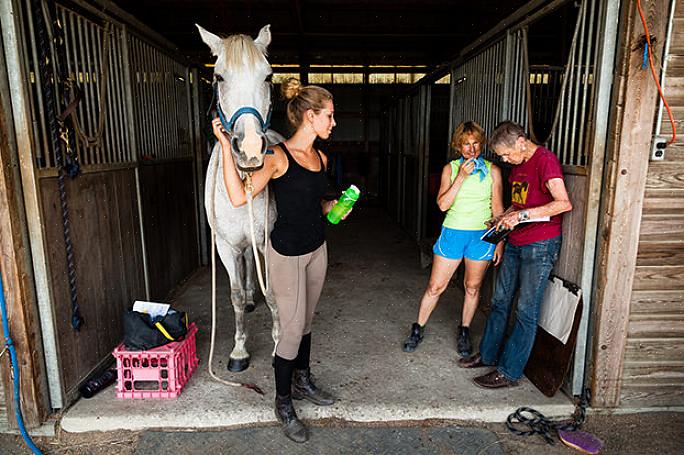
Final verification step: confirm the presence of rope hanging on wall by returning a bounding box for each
[33,0,84,330]
[521,0,585,145]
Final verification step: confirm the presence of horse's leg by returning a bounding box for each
[243,246,257,313]
[216,239,251,372]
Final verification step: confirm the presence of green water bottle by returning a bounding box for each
[327,185,360,224]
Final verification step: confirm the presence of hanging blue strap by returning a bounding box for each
[642,42,649,70]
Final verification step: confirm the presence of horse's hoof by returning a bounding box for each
[245,303,256,313]
[228,357,250,372]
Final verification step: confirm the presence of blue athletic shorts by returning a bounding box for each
[433,226,495,261]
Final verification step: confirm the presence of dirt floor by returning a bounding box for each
[1,411,683,454]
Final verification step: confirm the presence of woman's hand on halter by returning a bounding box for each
[212,118,231,149]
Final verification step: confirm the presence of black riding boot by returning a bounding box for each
[275,393,309,443]
[292,368,335,406]
[402,322,424,352]
[457,325,471,357]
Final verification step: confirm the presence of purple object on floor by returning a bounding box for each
[558,429,604,454]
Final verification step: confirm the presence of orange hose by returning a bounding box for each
[637,0,677,145]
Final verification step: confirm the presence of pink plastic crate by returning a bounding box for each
[113,323,199,399]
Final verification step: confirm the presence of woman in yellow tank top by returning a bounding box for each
[403,121,504,357]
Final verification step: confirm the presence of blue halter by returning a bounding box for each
[213,81,272,135]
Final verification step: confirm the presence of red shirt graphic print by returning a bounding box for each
[508,146,564,246]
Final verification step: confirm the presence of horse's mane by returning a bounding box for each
[221,34,270,74]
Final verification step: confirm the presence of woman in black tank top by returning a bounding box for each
[212,78,344,444]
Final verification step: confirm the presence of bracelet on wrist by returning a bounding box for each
[517,210,530,222]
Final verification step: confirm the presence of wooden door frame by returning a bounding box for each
[590,0,670,408]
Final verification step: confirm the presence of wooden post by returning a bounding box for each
[591,0,670,408]
[0,80,50,428]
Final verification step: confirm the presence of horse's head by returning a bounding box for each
[197,24,272,172]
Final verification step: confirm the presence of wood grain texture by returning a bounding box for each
[591,0,670,408]
[615,1,684,408]
[40,168,145,397]
[0,94,49,427]
[138,159,199,300]
[553,173,587,285]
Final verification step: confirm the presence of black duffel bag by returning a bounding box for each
[123,309,189,351]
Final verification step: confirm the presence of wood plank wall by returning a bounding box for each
[620,0,684,407]
[553,171,588,286]
[138,159,199,300]
[40,168,145,396]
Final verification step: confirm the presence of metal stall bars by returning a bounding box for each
[382,84,431,241]
[449,0,619,395]
[8,0,198,408]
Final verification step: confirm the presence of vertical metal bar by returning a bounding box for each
[167,56,176,158]
[151,48,165,159]
[106,25,122,163]
[22,0,50,168]
[64,10,83,165]
[578,0,597,165]
[569,0,588,165]
[1,0,64,409]
[190,68,207,265]
[91,22,110,165]
[74,15,91,165]
[133,38,146,159]
[121,25,150,299]
[501,31,514,121]
[143,42,157,159]
[572,0,620,396]
[91,20,106,164]
[158,51,170,159]
[111,27,128,162]
[161,54,171,158]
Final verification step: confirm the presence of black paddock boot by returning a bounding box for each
[457,325,472,358]
[275,394,309,443]
[402,323,424,352]
[292,369,335,406]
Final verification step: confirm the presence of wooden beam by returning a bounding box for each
[590,0,670,408]
[0,58,50,427]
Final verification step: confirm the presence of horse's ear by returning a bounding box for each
[196,24,223,57]
[254,24,271,54]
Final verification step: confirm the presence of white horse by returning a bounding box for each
[197,24,283,372]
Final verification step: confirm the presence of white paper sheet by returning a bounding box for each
[132,300,170,319]
[538,276,581,344]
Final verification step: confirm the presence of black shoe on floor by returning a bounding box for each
[403,323,424,353]
[275,394,309,443]
[292,368,335,406]
[457,325,471,357]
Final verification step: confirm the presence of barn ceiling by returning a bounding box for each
[112,0,533,68]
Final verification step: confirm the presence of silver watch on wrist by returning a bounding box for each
[517,210,530,222]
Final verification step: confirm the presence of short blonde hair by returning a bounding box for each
[450,121,486,159]
[280,78,333,128]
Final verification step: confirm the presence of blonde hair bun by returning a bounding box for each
[281,77,303,100]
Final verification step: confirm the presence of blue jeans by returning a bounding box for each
[479,237,562,381]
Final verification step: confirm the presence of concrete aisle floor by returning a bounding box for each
[61,207,573,433]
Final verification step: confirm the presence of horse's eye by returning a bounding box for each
[215,74,224,82]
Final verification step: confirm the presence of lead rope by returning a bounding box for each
[208,145,263,394]
[33,0,83,330]
[506,388,590,445]
[244,173,270,297]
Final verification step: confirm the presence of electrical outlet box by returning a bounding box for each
[651,136,667,161]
